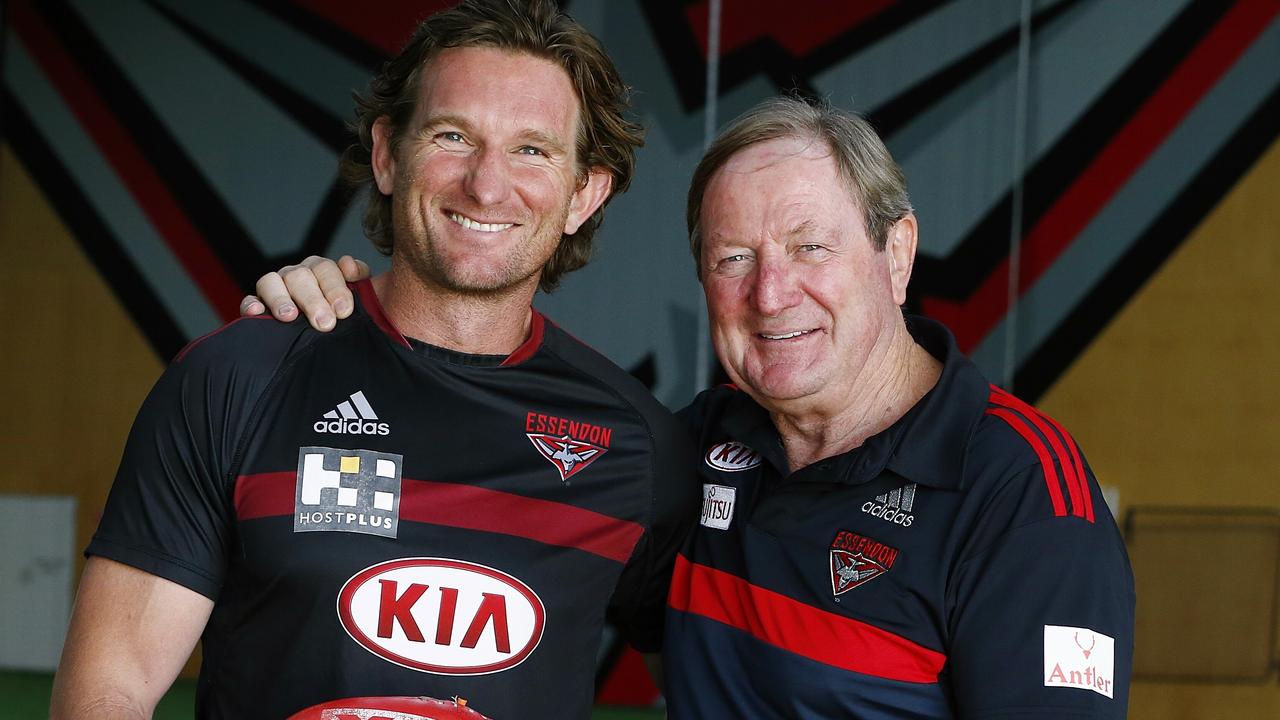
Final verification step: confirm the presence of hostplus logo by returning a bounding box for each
[861,483,917,527]
[294,446,402,538]
[314,390,390,436]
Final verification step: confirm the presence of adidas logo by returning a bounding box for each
[313,391,390,436]
[860,483,917,527]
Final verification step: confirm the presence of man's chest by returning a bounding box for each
[216,367,654,672]
[691,441,964,651]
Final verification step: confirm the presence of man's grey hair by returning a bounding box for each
[686,96,912,278]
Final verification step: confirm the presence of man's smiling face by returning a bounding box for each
[372,46,606,296]
[699,136,909,414]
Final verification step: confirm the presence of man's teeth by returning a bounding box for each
[760,330,809,340]
[450,213,513,233]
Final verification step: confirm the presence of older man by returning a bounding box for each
[52,2,696,718]
[663,97,1133,719]
[246,96,1134,718]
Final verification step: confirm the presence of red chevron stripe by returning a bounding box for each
[990,385,1094,522]
[668,554,946,683]
[289,0,452,56]
[9,1,242,322]
[985,407,1067,518]
[685,0,898,58]
[925,0,1280,352]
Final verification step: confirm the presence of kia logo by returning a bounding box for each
[338,558,545,675]
[704,441,761,472]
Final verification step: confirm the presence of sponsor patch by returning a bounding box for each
[294,447,402,538]
[1044,625,1116,698]
[338,557,545,676]
[524,411,612,481]
[700,484,737,530]
[829,530,899,596]
[704,440,761,472]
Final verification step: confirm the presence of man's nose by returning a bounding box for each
[463,146,513,206]
[751,258,802,316]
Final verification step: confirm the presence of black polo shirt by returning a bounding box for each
[665,315,1133,719]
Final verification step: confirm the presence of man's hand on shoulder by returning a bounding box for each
[239,255,370,331]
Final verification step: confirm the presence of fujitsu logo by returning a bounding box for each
[338,558,545,676]
[861,482,917,527]
[700,484,737,530]
[314,390,390,436]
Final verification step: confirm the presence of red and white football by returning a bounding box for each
[287,695,492,720]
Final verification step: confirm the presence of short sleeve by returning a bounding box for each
[87,318,294,599]
[946,462,1135,718]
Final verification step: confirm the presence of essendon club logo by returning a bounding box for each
[829,530,899,596]
[524,411,612,482]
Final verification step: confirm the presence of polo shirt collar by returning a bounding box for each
[881,315,989,489]
[719,315,988,489]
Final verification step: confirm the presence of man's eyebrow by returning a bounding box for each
[784,220,817,238]
[419,114,473,133]
[517,129,570,155]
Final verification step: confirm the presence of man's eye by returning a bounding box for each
[437,131,466,143]
[517,146,547,157]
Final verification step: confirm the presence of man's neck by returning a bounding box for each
[770,319,942,473]
[372,268,537,356]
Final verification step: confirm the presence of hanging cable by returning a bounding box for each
[1004,0,1032,391]
[695,0,722,393]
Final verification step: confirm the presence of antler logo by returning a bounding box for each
[1075,631,1095,659]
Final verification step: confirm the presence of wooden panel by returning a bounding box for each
[1127,509,1279,681]
[1039,138,1280,715]
[0,144,163,567]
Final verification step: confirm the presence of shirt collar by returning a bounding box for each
[880,315,989,489]
[720,315,988,489]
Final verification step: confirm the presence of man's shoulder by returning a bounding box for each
[971,387,1086,475]
[539,318,677,425]
[964,386,1100,524]
[172,315,315,369]
[678,384,752,429]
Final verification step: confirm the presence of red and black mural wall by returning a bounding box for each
[2,1,1278,715]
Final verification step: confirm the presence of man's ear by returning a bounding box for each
[564,168,613,235]
[371,116,397,196]
[887,213,918,306]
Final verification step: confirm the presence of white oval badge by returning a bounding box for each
[338,557,545,675]
[705,441,761,472]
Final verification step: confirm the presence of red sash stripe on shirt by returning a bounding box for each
[668,554,946,684]
[234,473,644,564]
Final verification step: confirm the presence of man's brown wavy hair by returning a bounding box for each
[339,0,645,292]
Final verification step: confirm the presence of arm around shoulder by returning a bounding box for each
[50,557,213,719]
